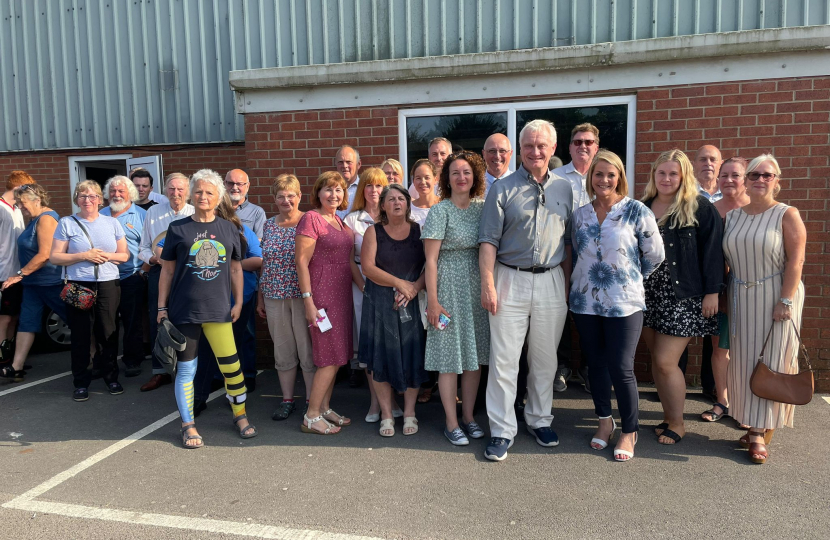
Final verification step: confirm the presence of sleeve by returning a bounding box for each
[244,225,262,258]
[637,204,665,280]
[477,184,504,247]
[138,208,154,263]
[112,218,126,240]
[53,217,71,241]
[253,208,266,239]
[420,203,447,241]
[229,223,242,261]
[159,223,181,262]
[295,212,319,240]
[696,198,725,294]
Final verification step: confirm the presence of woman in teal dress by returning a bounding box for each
[422,151,490,447]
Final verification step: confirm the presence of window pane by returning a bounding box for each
[405,112,507,176]
[516,105,628,169]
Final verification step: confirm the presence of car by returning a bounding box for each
[41,308,71,350]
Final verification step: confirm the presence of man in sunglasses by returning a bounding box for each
[550,123,600,393]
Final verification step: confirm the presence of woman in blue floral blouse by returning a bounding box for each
[570,150,665,462]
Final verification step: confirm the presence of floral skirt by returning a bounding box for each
[643,262,718,337]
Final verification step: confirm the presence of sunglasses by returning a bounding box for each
[747,172,777,182]
[571,139,596,147]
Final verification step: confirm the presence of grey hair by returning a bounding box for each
[165,172,190,189]
[519,119,557,146]
[189,169,226,199]
[104,175,139,202]
[335,144,361,165]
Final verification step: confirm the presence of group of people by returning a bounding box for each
[0,118,806,465]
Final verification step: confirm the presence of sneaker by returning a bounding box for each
[553,370,568,392]
[444,427,470,446]
[73,388,89,402]
[527,425,559,447]
[484,437,514,461]
[460,420,485,439]
[577,366,591,394]
[108,382,124,395]
[272,400,296,421]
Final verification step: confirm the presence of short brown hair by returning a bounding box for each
[15,183,50,206]
[272,174,302,197]
[438,151,486,200]
[350,168,388,213]
[571,123,599,144]
[73,180,104,207]
[585,150,628,200]
[311,171,348,210]
[409,158,436,180]
[6,170,35,191]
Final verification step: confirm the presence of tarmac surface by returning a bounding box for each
[1,350,829,540]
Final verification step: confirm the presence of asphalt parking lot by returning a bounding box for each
[2,350,829,540]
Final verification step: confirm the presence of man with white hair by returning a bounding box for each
[335,145,362,219]
[101,176,146,377]
[138,172,194,392]
[478,119,573,461]
[224,169,266,238]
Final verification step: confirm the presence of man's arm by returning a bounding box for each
[479,242,498,315]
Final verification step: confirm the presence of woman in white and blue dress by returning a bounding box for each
[569,151,665,461]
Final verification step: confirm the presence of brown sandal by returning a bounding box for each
[417,387,433,403]
[739,428,774,449]
[747,430,769,464]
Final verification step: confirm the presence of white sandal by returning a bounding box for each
[403,416,418,435]
[614,433,638,462]
[379,418,395,437]
[301,414,338,435]
[590,416,617,450]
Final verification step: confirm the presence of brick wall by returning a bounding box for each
[0,143,246,217]
[244,75,830,391]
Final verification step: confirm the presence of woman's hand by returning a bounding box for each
[84,248,109,264]
[395,280,418,303]
[772,302,792,322]
[2,275,22,290]
[304,299,320,328]
[230,303,242,323]
[394,290,408,308]
[702,293,718,318]
[427,301,450,330]
[156,309,167,325]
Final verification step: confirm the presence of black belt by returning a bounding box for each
[500,263,553,274]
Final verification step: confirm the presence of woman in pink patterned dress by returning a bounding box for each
[296,171,365,435]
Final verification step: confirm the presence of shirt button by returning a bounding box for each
[669,243,674,247]
[675,281,680,284]
[672,262,676,265]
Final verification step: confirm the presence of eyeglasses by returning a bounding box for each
[747,172,777,182]
[16,184,35,193]
[77,194,99,201]
[225,181,249,188]
[486,149,510,156]
[571,139,596,147]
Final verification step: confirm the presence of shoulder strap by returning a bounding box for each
[69,215,98,280]
[758,319,812,371]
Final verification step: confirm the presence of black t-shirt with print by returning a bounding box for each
[160,216,242,325]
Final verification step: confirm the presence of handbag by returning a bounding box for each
[749,319,814,406]
[60,216,99,310]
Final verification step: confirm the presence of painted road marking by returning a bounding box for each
[2,372,380,540]
[823,396,830,406]
[0,371,71,397]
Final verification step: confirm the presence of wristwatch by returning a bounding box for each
[16,270,23,277]
[301,292,313,299]
[779,297,793,307]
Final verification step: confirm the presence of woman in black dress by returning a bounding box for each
[358,184,428,437]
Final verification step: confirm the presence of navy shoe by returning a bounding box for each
[108,382,124,395]
[444,427,470,446]
[527,425,559,447]
[484,437,514,461]
[460,420,485,439]
[73,388,89,402]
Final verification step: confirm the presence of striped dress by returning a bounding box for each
[723,203,804,429]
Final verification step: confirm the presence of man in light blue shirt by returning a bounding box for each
[482,133,513,198]
[694,145,723,203]
[101,176,147,377]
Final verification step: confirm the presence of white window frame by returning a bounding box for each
[68,154,133,211]
[397,95,638,196]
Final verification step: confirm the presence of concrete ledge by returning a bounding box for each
[230,26,830,90]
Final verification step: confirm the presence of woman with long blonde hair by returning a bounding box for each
[641,149,724,446]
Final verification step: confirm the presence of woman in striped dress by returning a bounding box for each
[722,154,806,465]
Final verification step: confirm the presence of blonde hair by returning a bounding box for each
[641,149,699,228]
[272,174,302,197]
[350,168,389,212]
[74,180,104,207]
[311,171,348,210]
[380,159,404,182]
[746,153,783,196]
[585,150,627,200]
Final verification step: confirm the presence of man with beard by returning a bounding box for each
[138,173,194,391]
[101,176,147,377]
[225,169,265,238]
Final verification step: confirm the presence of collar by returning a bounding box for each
[486,169,511,181]
[236,198,249,210]
[168,202,191,215]
[518,164,552,188]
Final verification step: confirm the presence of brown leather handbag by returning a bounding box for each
[750,320,814,406]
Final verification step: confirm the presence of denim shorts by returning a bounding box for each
[18,284,68,333]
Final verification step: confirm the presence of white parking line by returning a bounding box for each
[823,396,830,406]
[2,374,380,540]
[0,371,71,397]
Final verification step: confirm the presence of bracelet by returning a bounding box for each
[157,307,168,311]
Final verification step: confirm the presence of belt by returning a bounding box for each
[500,263,554,274]
[730,270,783,336]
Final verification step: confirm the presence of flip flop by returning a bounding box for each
[658,428,683,445]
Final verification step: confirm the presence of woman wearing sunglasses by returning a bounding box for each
[722,154,806,465]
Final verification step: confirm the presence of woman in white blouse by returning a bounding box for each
[409,159,439,228]
[343,168,402,422]
[569,151,665,461]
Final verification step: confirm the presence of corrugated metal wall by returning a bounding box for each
[1,0,828,152]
